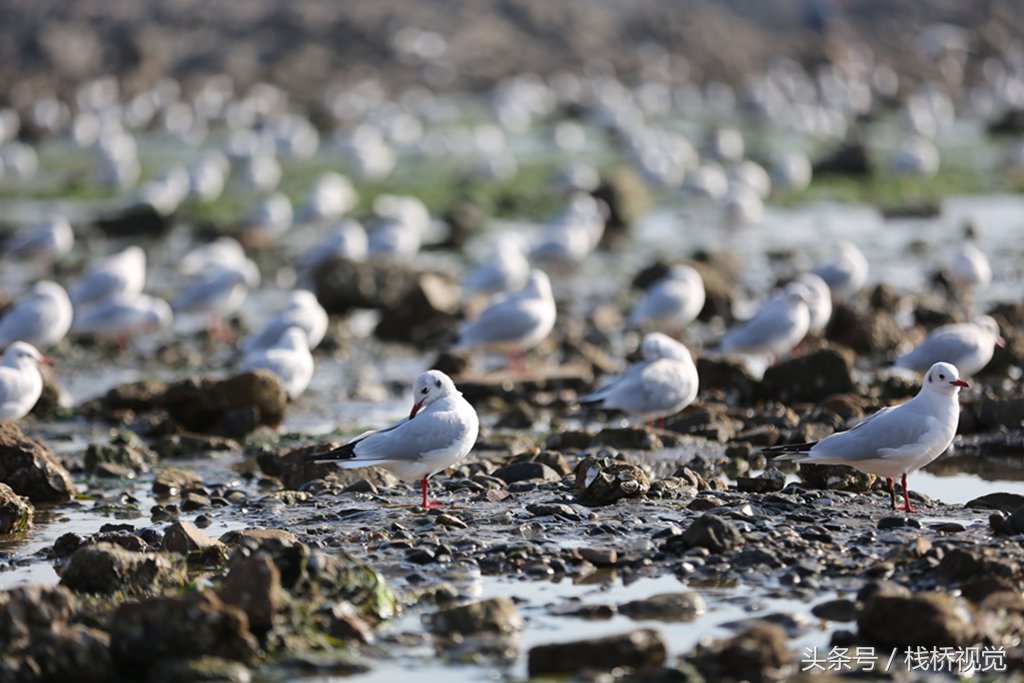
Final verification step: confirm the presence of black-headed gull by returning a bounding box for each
[813,240,868,304]
[720,283,810,359]
[241,290,328,353]
[0,342,48,421]
[794,272,832,335]
[310,370,479,509]
[453,269,557,370]
[173,259,260,339]
[4,216,74,266]
[241,326,314,399]
[895,316,1002,377]
[70,294,172,346]
[70,245,146,310]
[627,264,706,332]
[180,237,247,277]
[0,281,73,350]
[766,361,967,512]
[461,234,530,297]
[580,332,699,425]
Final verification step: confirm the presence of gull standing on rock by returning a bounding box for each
[70,245,146,310]
[580,332,699,425]
[461,234,530,298]
[241,290,328,353]
[766,362,968,512]
[241,326,314,399]
[720,282,810,360]
[0,342,48,421]
[309,370,479,509]
[627,264,706,333]
[0,281,73,350]
[813,240,868,304]
[895,316,1003,377]
[453,269,557,371]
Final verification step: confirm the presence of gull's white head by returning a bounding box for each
[3,342,47,369]
[974,315,1003,344]
[410,369,458,419]
[525,269,553,298]
[664,264,702,285]
[144,297,174,331]
[640,332,693,363]
[923,361,968,396]
[783,281,812,306]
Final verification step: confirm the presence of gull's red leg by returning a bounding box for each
[896,473,916,513]
[420,476,444,509]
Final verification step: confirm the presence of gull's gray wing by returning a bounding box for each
[811,403,936,461]
[457,298,543,346]
[721,297,792,351]
[896,327,977,371]
[0,301,49,346]
[352,408,470,461]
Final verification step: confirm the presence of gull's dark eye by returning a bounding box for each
[421,387,429,394]
[939,374,946,380]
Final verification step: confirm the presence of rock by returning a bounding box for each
[0,422,76,502]
[0,481,32,533]
[491,461,563,484]
[314,258,419,315]
[667,407,742,442]
[811,598,856,622]
[61,542,185,594]
[688,623,790,683]
[30,363,68,418]
[694,358,756,403]
[679,514,744,553]
[219,552,285,632]
[593,165,649,247]
[164,521,224,555]
[151,433,242,459]
[151,657,253,683]
[326,601,376,644]
[78,378,168,419]
[110,591,258,675]
[576,547,617,567]
[526,502,581,520]
[857,593,977,647]
[736,468,786,493]
[84,431,155,475]
[429,597,524,636]
[153,467,202,496]
[182,491,212,510]
[219,529,299,547]
[812,140,871,177]
[619,593,706,621]
[596,427,663,450]
[528,628,666,677]
[375,273,461,346]
[162,371,288,435]
[260,442,400,490]
[796,463,875,492]
[545,429,595,451]
[95,202,171,238]
[757,346,855,403]
[574,456,650,506]
[826,305,903,355]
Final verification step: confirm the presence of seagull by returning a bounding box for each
[794,272,833,335]
[947,242,991,316]
[720,282,810,359]
[529,193,607,266]
[70,294,172,347]
[766,361,968,513]
[0,281,73,350]
[180,237,247,277]
[0,342,48,421]
[461,234,530,297]
[452,269,557,370]
[241,326,314,399]
[308,370,479,509]
[627,264,706,332]
[813,240,868,304]
[241,290,328,353]
[579,332,699,425]
[70,245,146,310]
[173,259,260,339]
[4,216,74,271]
[895,316,1003,377]
[295,219,368,282]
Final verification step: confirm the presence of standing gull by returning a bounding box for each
[70,294,173,346]
[720,283,810,360]
[0,342,48,421]
[309,370,479,508]
[0,281,73,350]
[70,245,146,310]
[627,264,706,332]
[813,240,868,304]
[241,326,314,399]
[766,362,967,512]
[895,316,1002,377]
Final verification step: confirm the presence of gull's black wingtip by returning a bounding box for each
[762,441,818,457]
[304,441,356,462]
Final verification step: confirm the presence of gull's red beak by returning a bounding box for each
[951,379,969,388]
[410,400,424,419]
[41,357,53,366]
[997,336,1006,348]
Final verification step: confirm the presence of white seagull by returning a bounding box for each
[580,332,699,425]
[0,281,73,350]
[453,269,557,370]
[766,361,968,512]
[309,370,479,509]
[0,342,48,421]
[720,283,810,359]
[70,245,146,310]
[461,234,530,297]
[241,290,328,353]
[813,240,869,304]
[627,264,706,332]
[4,216,74,269]
[794,272,833,335]
[173,259,260,338]
[241,326,314,399]
[70,294,173,346]
[895,316,1003,377]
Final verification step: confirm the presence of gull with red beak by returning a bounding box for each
[765,362,968,513]
[309,370,479,509]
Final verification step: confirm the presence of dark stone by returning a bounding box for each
[545,429,595,451]
[153,467,202,497]
[679,514,744,553]
[826,305,903,355]
[935,548,983,581]
[796,463,874,492]
[756,345,855,403]
[812,140,871,177]
[429,597,524,636]
[0,422,76,502]
[219,529,299,547]
[856,594,976,647]
[109,591,258,675]
[596,427,662,450]
[693,358,756,403]
[528,628,666,677]
[182,491,212,510]
[878,516,920,530]
[219,552,284,633]
[60,542,185,594]
[162,371,288,436]
[577,547,617,567]
[151,433,242,459]
[95,202,171,238]
[259,442,399,490]
[592,166,649,247]
[151,657,252,683]
[526,502,582,520]
[163,521,224,555]
[491,461,563,484]
[327,601,375,644]
[667,408,742,442]
[574,456,650,506]
[812,599,857,622]
[84,431,154,475]
[0,481,32,533]
[619,593,706,621]
[688,623,790,683]
[736,468,786,493]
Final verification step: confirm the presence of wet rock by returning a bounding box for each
[545,429,595,451]
[219,552,285,632]
[53,532,85,557]
[95,202,171,238]
[593,166,649,247]
[259,442,399,490]
[151,433,242,459]
[110,591,258,675]
[153,467,202,496]
[493,400,536,429]
[826,305,903,355]
[857,593,977,647]
[694,358,756,403]
[528,628,666,677]
[151,657,253,683]
[736,468,786,493]
[596,427,663,450]
[576,547,617,567]
[429,597,524,636]
[79,378,169,419]
[667,407,742,442]
[164,521,225,555]
[0,481,32,533]
[183,491,212,510]
[314,258,419,315]
[30,363,68,418]
[813,139,871,177]
[219,528,299,547]
[574,456,650,506]
[796,463,875,492]
[526,502,581,520]
[619,593,706,621]
[326,601,375,643]
[375,273,461,346]
[688,623,790,683]
[0,422,76,502]
[491,461,563,484]
[60,542,185,594]
[935,547,984,581]
[812,598,857,622]
[678,514,744,553]
[84,431,155,475]
[163,371,288,436]
[757,345,855,403]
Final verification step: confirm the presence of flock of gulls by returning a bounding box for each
[0,31,1015,513]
